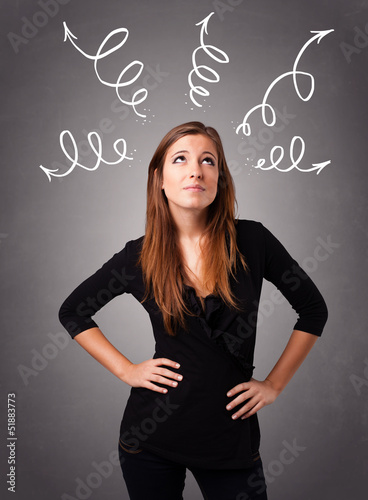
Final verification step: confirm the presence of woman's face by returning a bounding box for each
[158,134,219,218]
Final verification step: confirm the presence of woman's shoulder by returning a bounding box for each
[235,218,265,235]
[129,234,145,247]
[235,218,290,245]
[234,218,272,254]
[123,234,145,258]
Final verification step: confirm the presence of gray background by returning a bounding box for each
[1,0,367,498]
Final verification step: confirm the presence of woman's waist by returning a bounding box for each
[152,345,254,387]
[126,359,247,418]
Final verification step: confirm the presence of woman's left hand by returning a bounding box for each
[226,378,280,420]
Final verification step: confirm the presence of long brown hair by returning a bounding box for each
[137,121,248,336]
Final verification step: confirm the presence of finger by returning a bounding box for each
[227,382,249,397]
[145,381,169,394]
[226,393,252,411]
[153,367,183,381]
[154,358,181,369]
[150,374,180,387]
[240,401,264,419]
[232,397,261,419]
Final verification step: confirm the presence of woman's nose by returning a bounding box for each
[189,160,202,177]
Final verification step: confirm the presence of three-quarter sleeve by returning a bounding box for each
[58,240,135,339]
[261,223,328,336]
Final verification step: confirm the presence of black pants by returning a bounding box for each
[118,439,268,500]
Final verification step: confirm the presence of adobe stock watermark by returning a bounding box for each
[340,23,368,63]
[212,0,244,22]
[120,395,180,451]
[350,357,368,396]
[17,331,70,386]
[236,234,339,340]
[235,438,307,499]
[18,266,135,385]
[263,439,306,484]
[61,395,180,499]
[61,447,121,500]
[7,0,72,54]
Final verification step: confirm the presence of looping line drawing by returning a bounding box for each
[255,136,331,175]
[236,29,334,174]
[63,22,148,118]
[236,29,334,135]
[39,130,132,182]
[188,12,229,107]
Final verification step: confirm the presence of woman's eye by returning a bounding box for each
[202,157,215,166]
[173,156,186,163]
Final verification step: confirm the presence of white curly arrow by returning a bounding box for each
[63,22,147,117]
[39,130,132,182]
[188,12,229,107]
[236,29,334,136]
[237,29,334,174]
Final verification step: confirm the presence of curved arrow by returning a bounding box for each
[252,136,331,174]
[63,22,147,118]
[39,130,132,182]
[63,22,129,60]
[292,29,334,101]
[236,29,334,136]
[188,12,229,107]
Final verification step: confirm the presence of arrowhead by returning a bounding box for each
[63,21,78,43]
[195,12,215,34]
[310,29,334,44]
[312,160,331,174]
[39,165,59,182]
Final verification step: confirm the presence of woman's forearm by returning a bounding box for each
[265,329,319,394]
[72,327,184,393]
[226,329,320,419]
[73,327,134,382]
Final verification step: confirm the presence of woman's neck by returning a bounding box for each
[170,206,208,243]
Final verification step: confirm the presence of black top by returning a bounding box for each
[58,219,328,469]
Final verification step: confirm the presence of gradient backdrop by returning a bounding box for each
[1,0,367,498]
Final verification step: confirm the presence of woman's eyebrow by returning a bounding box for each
[203,151,217,159]
[171,150,188,158]
[170,150,217,160]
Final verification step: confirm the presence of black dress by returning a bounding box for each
[58,219,328,469]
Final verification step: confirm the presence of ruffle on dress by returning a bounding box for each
[183,284,255,381]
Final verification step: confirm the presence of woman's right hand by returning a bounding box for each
[123,358,183,393]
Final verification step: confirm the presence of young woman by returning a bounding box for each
[59,121,328,500]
